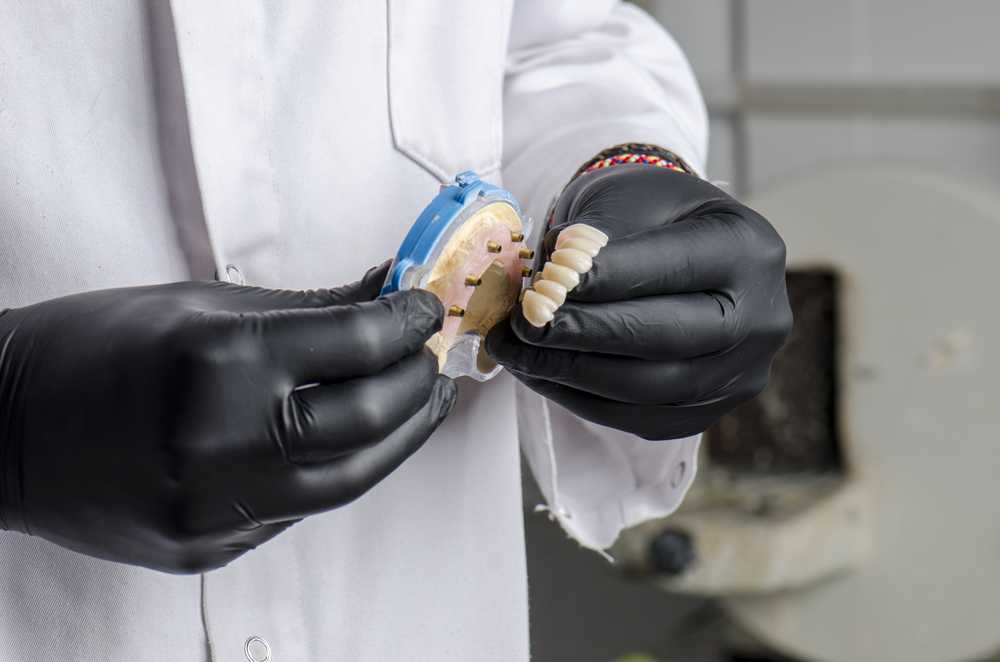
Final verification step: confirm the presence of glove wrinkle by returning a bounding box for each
[0,317,29,534]
[281,349,440,463]
[506,292,741,360]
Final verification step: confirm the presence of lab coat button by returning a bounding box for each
[670,461,686,488]
[225,264,245,285]
[245,637,271,662]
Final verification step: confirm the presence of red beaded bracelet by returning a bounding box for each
[582,153,687,175]
[546,145,693,230]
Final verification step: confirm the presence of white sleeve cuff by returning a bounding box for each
[516,382,699,551]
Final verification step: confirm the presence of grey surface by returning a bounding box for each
[744,2,861,81]
[643,0,1000,195]
[743,0,1000,83]
[746,114,1000,193]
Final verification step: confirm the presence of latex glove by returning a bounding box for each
[0,263,455,573]
[487,164,792,440]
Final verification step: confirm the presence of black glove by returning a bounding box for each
[487,164,792,440]
[0,263,456,573]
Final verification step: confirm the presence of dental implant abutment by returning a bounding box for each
[465,275,482,287]
[448,305,465,318]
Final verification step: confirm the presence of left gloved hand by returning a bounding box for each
[486,163,792,440]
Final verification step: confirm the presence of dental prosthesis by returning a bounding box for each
[520,223,607,328]
[382,172,533,381]
[382,171,607,380]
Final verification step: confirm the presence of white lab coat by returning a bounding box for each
[0,1,706,659]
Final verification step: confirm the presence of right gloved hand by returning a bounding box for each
[0,263,456,574]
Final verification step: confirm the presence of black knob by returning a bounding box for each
[649,529,694,575]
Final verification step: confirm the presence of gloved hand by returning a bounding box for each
[487,164,792,440]
[0,263,455,574]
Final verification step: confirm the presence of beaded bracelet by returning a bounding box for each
[547,143,696,230]
[583,152,686,175]
[573,142,695,180]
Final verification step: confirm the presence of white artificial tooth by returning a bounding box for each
[524,308,554,328]
[559,223,608,247]
[551,248,593,274]
[558,237,601,257]
[542,262,581,290]
[534,279,567,307]
[527,288,559,314]
[522,289,557,327]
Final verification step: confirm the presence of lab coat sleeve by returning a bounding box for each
[502,0,707,550]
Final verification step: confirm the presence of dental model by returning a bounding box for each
[521,223,608,328]
[382,172,534,381]
[383,172,610,376]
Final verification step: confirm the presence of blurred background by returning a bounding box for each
[524,2,1000,661]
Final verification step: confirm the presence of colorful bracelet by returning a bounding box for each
[583,152,686,175]
[572,142,695,180]
[547,143,696,230]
